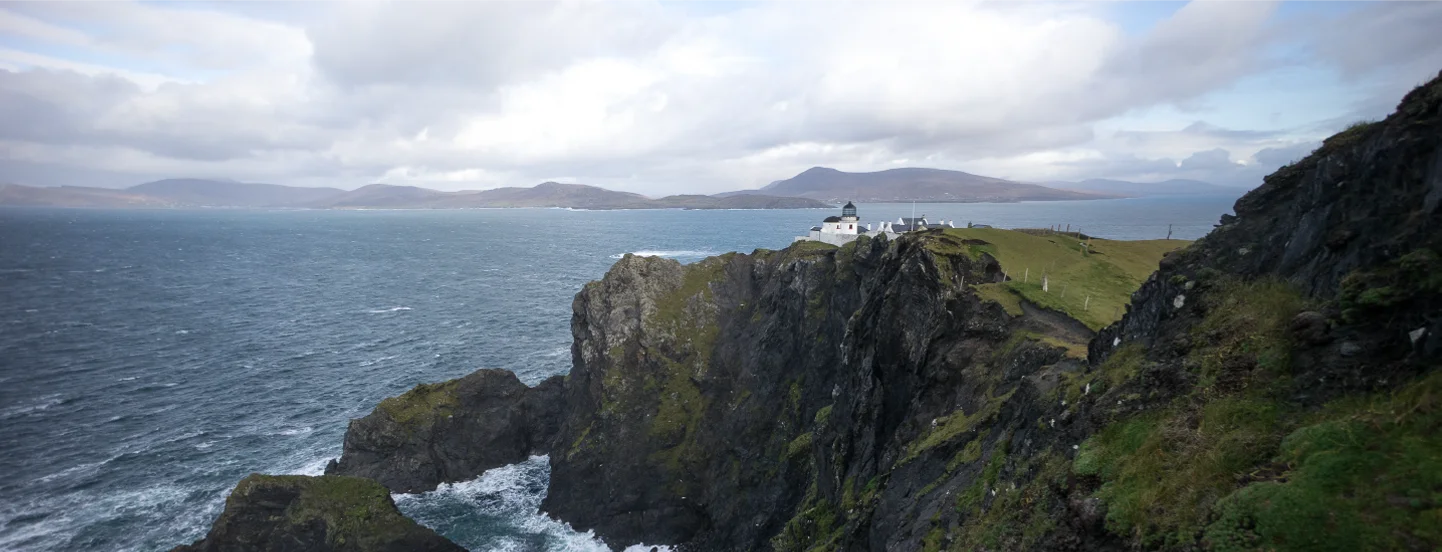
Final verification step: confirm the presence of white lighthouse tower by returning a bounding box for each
[820,201,860,236]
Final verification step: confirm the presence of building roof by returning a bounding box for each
[843,201,855,209]
[823,216,842,222]
[810,226,822,231]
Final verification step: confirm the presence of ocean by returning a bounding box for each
[0,196,1237,551]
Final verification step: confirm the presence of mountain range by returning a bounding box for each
[0,168,1239,210]
[742,167,1107,202]
[0,180,828,210]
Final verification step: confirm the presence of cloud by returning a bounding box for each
[0,1,1437,195]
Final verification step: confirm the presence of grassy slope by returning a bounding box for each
[939,228,1188,330]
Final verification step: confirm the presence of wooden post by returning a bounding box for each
[1084,295,1090,311]
[1042,274,1049,293]
[1024,268,1029,283]
[1066,223,1070,234]
[1167,224,1173,240]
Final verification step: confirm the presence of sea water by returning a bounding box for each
[0,196,1236,551]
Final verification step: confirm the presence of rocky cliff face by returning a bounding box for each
[543,235,1070,549]
[325,369,565,493]
[172,474,462,552]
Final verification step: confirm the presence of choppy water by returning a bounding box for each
[0,196,1236,551]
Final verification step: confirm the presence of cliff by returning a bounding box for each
[180,72,1442,551]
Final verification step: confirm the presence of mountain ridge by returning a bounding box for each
[0,179,830,210]
[754,166,1111,202]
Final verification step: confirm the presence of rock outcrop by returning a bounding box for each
[325,369,565,493]
[544,235,1044,549]
[172,474,462,552]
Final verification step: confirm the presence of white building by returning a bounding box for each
[795,202,959,246]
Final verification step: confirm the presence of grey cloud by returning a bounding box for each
[307,2,674,90]
[1053,142,1320,188]
[0,69,332,162]
[1081,1,1280,121]
[1303,3,1442,79]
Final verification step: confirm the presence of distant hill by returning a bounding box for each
[748,167,1107,203]
[0,180,829,210]
[1051,178,1244,197]
[313,184,449,208]
[131,179,346,207]
[467,181,651,208]
[0,184,175,208]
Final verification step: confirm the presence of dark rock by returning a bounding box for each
[325,370,566,493]
[1290,311,1332,345]
[1339,341,1363,357]
[171,474,462,552]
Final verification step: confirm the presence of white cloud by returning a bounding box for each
[0,1,1437,194]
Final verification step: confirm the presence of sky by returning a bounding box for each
[0,1,1440,196]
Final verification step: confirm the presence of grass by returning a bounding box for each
[902,388,1016,464]
[376,380,460,429]
[771,483,844,552]
[953,453,1070,550]
[1338,248,1442,323]
[234,474,426,550]
[924,228,1188,330]
[1073,279,1318,547]
[1203,371,1442,551]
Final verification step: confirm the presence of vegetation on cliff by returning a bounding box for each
[172,474,462,552]
[927,227,1188,330]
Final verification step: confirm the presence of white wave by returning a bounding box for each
[365,306,413,313]
[272,426,314,437]
[0,481,223,552]
[394,455,650,552]
[609,250,718,259]
[0,394,65,420]
[34,457,111,484]
[118,376,138,381]
[288,456,333,476]
[358,355,397,367]
[174,330,189,335]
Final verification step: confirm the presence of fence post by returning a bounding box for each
[1084,295,1090,311]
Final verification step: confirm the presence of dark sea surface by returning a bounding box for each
[0,196,1237,551]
